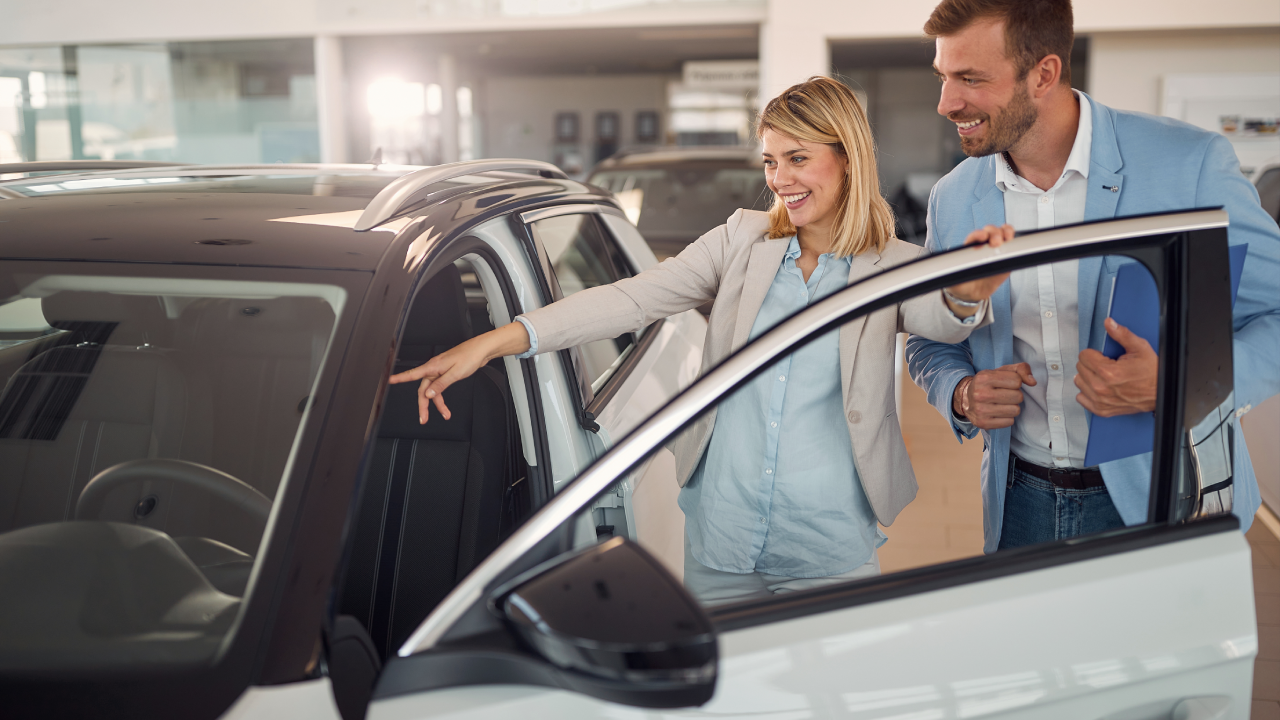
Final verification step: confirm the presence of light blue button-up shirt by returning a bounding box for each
[678,236,885,578]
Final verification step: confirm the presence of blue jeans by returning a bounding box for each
[998,457,1126,550]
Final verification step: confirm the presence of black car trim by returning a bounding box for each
[710,514,1239,632]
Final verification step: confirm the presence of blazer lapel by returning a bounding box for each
[1079,94,1125,352]
[731,237,790,350]
[839,250,882,402]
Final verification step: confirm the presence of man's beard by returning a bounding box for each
[956,85,1038,157]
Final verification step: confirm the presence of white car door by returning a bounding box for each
[365,209,1256,720]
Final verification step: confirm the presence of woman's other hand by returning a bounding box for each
[389,321,531,424]
[943,224,1015,315]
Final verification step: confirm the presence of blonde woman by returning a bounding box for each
[391,77,1011,603]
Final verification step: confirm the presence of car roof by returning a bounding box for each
[0,163,604,271]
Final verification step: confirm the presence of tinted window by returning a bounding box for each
[531,214,636,392]
[0,263,343,673]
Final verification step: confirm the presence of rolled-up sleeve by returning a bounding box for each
[513,315,539,359]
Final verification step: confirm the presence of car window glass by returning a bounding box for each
[531,213,635,390]
[337,257,534,660]
[0,264,344,672]
[559,254,1185,611]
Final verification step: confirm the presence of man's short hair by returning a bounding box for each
[924,0,1074,85]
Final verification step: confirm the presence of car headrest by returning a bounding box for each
[40,292,172,347]
[399,265,473,354]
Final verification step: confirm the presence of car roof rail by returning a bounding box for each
[0,160,187,176]
[354,158,567,232]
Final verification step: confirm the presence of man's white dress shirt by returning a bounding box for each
[997,91,1093,469]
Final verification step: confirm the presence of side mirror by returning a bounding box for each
[499,536,717,707]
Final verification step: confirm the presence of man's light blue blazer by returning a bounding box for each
[905,93,1280,553]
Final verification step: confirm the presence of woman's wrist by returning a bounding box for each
[488,321,531,360]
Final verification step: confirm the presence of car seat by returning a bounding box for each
[339,264,519,659]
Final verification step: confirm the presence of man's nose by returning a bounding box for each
[937,80,964,118]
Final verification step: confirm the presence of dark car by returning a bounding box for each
[586,147,772,259]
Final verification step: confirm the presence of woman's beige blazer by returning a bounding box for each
[522,209,983,526]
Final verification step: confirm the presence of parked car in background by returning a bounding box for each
[586,147,771,260]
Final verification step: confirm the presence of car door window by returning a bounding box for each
[530,213,636,392]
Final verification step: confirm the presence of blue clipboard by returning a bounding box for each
[1083,244,1248,467]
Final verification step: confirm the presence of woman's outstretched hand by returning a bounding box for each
[388,321,531,424]
[943,224,1016,316]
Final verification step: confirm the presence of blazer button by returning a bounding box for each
[847,409,862,424]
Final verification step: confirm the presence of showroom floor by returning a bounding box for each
[890,362,1280,713]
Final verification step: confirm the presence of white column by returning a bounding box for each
[315,35,348,164]
[439,53,459,164]
[759,4,832,101]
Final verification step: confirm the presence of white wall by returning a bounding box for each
[1087,28,1280,115]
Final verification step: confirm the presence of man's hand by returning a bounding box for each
[944,225,1016,316]
[1075,318,1158,417]
[953,362,1037,430]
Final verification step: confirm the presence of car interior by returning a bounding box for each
[337,259,532,660]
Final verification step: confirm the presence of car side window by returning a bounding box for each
[530,213,636,391]
[561,251,1188,612]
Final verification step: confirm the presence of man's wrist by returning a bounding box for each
[952,376,973,418]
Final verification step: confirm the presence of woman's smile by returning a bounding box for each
[780,191,811,209]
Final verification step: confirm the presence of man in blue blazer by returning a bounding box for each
[907,0,1280,553]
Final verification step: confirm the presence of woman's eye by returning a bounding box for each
[791,156,806,164]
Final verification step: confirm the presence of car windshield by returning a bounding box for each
[588,161,771,257]
[0,262,345,673]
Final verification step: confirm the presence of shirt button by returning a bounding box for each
[1044,311,1053,318]
[770,421,778,428]
[1039,196,1049,204]
[848,410,862,424]
[1053,415,1061,422]
[778,375,786,382]
[1051,364,1059,370]
[765,468,773,475]
[760,517,767,524]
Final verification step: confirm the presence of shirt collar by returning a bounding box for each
[994,90,1092,193]
[783,235,846,264]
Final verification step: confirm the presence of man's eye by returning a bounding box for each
[964,77,979,86]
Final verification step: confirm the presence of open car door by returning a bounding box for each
[348,209,1255,720]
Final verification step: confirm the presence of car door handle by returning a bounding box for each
[1097,695,1230,720]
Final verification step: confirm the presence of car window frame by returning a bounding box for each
[389,208,1236,667]
[519,203,656,431]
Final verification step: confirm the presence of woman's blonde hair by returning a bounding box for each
[757,76,895,258]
